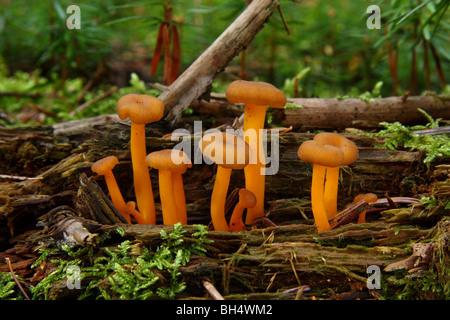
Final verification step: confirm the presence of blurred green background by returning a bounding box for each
[0,0,448,126]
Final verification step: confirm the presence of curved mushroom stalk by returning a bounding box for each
[91,156,129,224]
[229,188,256,232]
[124,201,146,224]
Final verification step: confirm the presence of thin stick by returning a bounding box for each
[5,257,30,300]
[0,174,42,181]
[202,280,225,300]
[70,85,118,116]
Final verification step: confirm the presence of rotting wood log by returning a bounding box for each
[158,0,282,124]
[275,94,450,130]
[0,124,425,230]
[182,93,450,130]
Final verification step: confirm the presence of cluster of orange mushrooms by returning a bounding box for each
[91,80,376,232]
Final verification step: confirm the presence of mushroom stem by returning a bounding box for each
[103,171,127,215]
[172,172,188,224]
[357,210,367,224]
[211,166,232,231]
[229,202,246,232]
[311,164,331,232]
[124,201,146,224]
[131,123,156,224]
[158,169,179,226]
[323,166,339,219]
[243,103,266,224]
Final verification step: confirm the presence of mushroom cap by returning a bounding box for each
[124,201,137,214]
[238,188,257,208]
[91,156,119,175]
[297,140,345,167]
[313,132,358,165]
[117,94,164,124]
[145,149,192,173]
[353,193,378,204]
[200,132,251,170]
[226,80,286,109]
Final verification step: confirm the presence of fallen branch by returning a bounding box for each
[277,94,450,130]
[159,0,281,124]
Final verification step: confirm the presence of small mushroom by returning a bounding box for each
[298,133,358,231]
[226,80,286,225]
[124,201,146,224]
[314,133,358,219]
[91,156,130,223]
[145,149,192,225]
[297,140,344,231]
[354,193,378,223]
[200,132,251,231]
[117,94,164,224]
[229,188,256,231]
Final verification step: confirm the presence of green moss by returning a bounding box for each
[29,223,213,300]
[372,109,450,164]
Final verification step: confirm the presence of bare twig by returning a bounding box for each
[202,280,225,300]
[70,85,118,116]
[0,174,42,181]
[5,257,30,300]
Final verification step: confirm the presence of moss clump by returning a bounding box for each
[29,223,213,300]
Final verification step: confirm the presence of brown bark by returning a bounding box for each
[276,94,450,130]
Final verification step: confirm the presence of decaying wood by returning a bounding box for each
[0,122,426,229]
[175,92,450,130]
[276,94,450,130]
[159,0,281,124]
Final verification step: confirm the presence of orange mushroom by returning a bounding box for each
[297,141,344,231]
[226,80,286,225]
[91,156,130,223]
[117,94,164,224]
[314,133,359,219]
[145,149,192,225]
[124,201,146,224]
[229,188,256,231]
[200,132,251,231]
[354,193,378,223]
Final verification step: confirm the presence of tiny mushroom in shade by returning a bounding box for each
[313,133,359,219]
[200,132,251,231]
[124,201,146,224]
[145,149,192,226]
[226,80,286,225]
[297,140,345,232]
[229,188,256,232]
[117,94,164,224]
[91,156,130,223]
[354,193,378,223]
